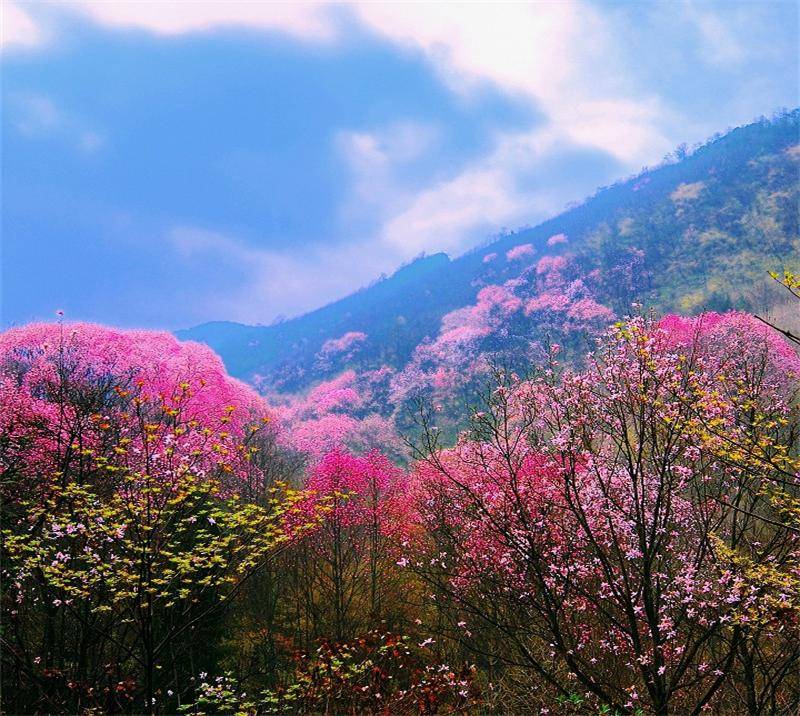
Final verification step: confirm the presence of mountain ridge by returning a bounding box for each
[178,110,800,387]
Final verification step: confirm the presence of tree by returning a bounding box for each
[1,323,318,714]
[284,449,410,645]
[405,312,800,714]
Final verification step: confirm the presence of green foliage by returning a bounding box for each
[4,473,309,616]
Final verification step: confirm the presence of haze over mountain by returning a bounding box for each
[180,111,800,393]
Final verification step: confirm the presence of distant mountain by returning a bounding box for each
[179,110,799,390]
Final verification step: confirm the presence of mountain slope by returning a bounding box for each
[179,110,799,389]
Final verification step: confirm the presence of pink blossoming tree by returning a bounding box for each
[404,312,800,714]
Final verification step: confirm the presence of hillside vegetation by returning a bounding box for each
[5,304,800,714]
[4,112,800,715]
[179,110,800,391]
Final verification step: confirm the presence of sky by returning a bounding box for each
[2,1,798,329]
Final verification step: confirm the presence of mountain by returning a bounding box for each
[178,110,800,391]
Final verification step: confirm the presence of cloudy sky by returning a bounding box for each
[2,1,797,329]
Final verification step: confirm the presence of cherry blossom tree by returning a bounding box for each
[404,312,800,714]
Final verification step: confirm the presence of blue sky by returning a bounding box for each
[2,1,798,329]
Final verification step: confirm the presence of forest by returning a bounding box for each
[4,1,799,712]
[2,272,799,715]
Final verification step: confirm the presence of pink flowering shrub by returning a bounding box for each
[390,254,617,416]
[273,369,403,460]
[535,254,569,278]
[390,284,529,406]
[546,232,568,246]
[319,331,367,356]
[525,254,615,330]
[315,331,367,369]
[506,243,536,261]
[0,322,276,501]
[565,296,615,322]
[659,311,800,386]
[0,321,266,430]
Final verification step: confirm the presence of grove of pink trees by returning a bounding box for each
[0,321,267,431]
[0,322,280,502]
[270,368,402,460]
[2,308,799,714]
[389,251,616,413]
[315,331,368,371]
[506,243,536,261]
[547,233,569,246]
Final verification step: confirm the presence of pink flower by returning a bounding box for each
[546,233,568,246]
[506,243,535,261]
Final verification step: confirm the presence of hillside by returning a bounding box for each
[179,111,800,390]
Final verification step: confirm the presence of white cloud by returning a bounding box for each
[351,1,672,165]
[693,12,744,66]
[335,119,601,260]
[2,1,683,166]
[329,1,673,260]
[10,92,107,153]
[335,121,439,221]
[554,98,672,166]
[353,1,581,101]
[79,130,105,153]
[169,226,397,323]
[3,1,687,165]
[1,2,45,51]
[4,2,782,166]
[379,166,523,255]
[12,93,62,135]
[336,122,539,258]
[64,0,336,41]
[681,2,747,68]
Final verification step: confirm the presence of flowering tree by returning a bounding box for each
[390,284,536,408]
[314,331,368,371]
[405,312,800,713]
[506,243,536,262]
[284,449,411,644]
[0,323,317,715]
[524,254,615,330]
[272,369,402,460]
